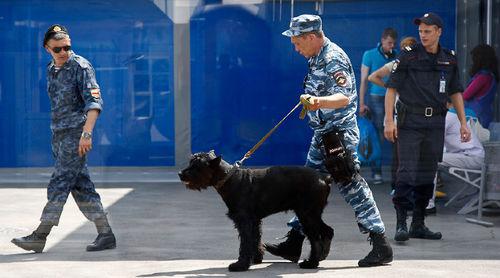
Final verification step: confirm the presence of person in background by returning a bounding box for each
[368,37,417,88]
[384,12,471,242]
[359,28,398,185]
[11,24,116,253]
[463,44,499,128]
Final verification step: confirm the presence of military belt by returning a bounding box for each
[397,100,447,117]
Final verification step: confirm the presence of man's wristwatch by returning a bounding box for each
[81,131,92,140]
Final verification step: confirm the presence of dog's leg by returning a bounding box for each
[228,215,259,272]
[296,212,321,269]
[253,220,264,264]
[318,220,334,261]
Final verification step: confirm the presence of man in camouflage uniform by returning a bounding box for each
[265,14,392,267]
[11,24,116,253]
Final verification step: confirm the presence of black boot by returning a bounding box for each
[358,232,393,267]
[394,208,409,242]
[11,232,47,253]
[86,232,116,251]
[11,221,52,253]
[264,229,305,263]
[409,205,442,240]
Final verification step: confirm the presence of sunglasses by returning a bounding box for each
[50,45,71,53]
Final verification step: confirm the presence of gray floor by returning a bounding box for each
[0,166,499,277]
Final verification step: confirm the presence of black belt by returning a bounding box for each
[397,100,447,117]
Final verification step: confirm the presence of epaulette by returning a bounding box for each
[443,48,456,56]
[403,43,418,53]
[73,55,90,69]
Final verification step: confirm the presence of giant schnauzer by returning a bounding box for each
[178,151,334,272]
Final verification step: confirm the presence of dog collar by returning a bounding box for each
[214,165,239,189]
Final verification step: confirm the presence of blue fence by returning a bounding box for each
[0,0,175,167]
[0,0,456,167]
[190,0,457,165]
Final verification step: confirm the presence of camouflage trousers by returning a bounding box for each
[40,127,106,226]
[288,129,385,234]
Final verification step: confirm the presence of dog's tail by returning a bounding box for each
[319,173,333,203]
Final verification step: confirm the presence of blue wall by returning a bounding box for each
[190,0,457,166]
[0,0,175,167]
[0,0,457,167]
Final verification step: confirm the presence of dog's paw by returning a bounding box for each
[299,259,319,269]
[253,253,263,264]
[228,260,250,272]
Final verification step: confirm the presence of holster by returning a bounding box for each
[322,129,356,184]
[396,100,407,127]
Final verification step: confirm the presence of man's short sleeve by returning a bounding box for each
[447,64,464,96]
[386,52,409,90]
[79,65,103,113]
[361,50,372,68]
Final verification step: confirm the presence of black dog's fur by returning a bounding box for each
[178,151,334,271]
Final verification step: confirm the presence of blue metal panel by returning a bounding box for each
[190,0,457,166]
[0,0,175,167]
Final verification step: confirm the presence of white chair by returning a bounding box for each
[443,166,483,214]
[465,141,500,227]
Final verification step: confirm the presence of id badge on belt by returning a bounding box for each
[439,72,446,93]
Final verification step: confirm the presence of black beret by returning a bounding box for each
[43,24,69,46]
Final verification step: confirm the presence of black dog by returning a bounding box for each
[178,151,334,271]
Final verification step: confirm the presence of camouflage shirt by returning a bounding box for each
[47,52,103,131]
[303,37,358,135]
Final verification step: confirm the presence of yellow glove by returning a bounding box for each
[300,94,313,108]
[299,94,313,119]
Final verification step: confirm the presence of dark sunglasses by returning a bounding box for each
[51,45,71,53]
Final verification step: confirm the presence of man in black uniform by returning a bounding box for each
[383,13,471,242]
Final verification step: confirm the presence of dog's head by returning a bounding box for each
[178,150,223,191]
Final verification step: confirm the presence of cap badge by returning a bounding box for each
[424,13,429,17]
[53,26,61,32]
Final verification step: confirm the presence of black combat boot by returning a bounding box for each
[409,205,442,240]
[358,232,393,267]
[264,229,305,263]
[11,232,47,253]
[394,207,409,242]
[11,221,52,253]
[86,232,116,251]
[86,216,117,251]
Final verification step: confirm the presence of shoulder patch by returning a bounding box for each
[332,71,348,87]
[90,88,101,99]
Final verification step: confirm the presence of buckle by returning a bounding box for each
[424,107,433,117]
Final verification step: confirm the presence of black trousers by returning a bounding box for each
[393,113,445,210]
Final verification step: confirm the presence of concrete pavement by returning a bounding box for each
[1,167,499,277]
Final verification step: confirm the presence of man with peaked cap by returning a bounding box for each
[11,24,116,253]
[384,12,470,242]
[265,14,393,267]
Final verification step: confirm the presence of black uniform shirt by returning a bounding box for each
[387,43,463,111]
